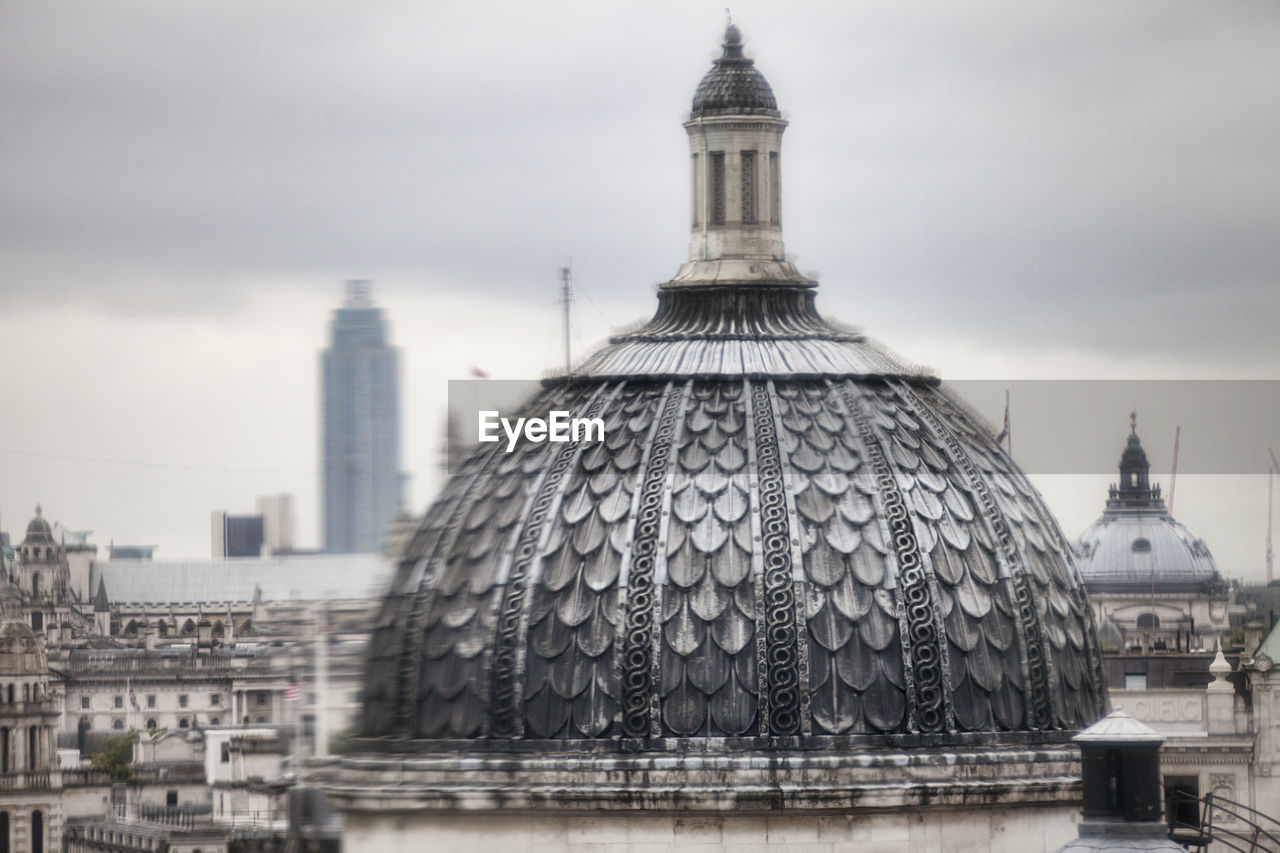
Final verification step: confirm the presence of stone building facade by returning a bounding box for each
[0,619,110,853]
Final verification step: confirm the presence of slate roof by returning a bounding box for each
[90,554,390,605]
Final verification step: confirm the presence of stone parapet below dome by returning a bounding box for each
[665,259,814,287]
[322,742,1082,814]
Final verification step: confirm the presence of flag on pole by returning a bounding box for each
[284,681,301,702]
[128,680,140,711]
[470,366,490,379]
[995,392,1010,446]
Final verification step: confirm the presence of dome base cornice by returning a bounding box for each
[324,741,1082,814]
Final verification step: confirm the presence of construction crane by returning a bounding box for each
[1168,425,1181,514]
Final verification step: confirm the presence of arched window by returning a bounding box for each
[146,719,157,730]
[1132,538,1152,553]
[124,620,139,638]
[157,621,168,637]
[1137,612,1160,630]
[31,810,42,853]
[212,620,225,638]
[30,573,40,599]
[182,619,196,635]
[178,718,189,730]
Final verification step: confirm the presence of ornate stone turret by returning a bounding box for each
[677,24,807,285]
[1106,413,1163,512]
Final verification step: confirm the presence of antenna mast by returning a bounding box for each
[1167,425,1181,514]
[1268,447,1278,585]
[560,263,573,376]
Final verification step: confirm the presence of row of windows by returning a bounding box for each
[0,683,44,704]
[96,714,266,730]
[87,692,225,709]
[117,618,236,637]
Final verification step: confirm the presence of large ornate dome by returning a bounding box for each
[357,25,1106,752]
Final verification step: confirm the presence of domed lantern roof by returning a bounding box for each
[691,24,780,118]
[357,24,1106,753]
[24,505,55,546]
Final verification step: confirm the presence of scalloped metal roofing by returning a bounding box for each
[690,24,780,118]
[361,375,1108,746]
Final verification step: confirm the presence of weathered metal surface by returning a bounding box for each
[357,20,1106,750]
[361,372,1107,746]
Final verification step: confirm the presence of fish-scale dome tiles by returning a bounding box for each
[360,375,1106,745]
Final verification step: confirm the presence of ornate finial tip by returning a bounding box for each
[1130,410,1137,432]
[35,504,42,517]
[725,22,742,45]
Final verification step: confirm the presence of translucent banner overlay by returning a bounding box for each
[447,379,1280,475]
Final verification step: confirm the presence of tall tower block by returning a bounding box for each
[321,281,401,554]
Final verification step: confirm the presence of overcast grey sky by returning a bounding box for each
[2,2,1277,579]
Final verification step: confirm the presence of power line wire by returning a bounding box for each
[0,447,312,476]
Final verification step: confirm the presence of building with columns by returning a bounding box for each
[325,24,1108,853]
[0,618,110,853]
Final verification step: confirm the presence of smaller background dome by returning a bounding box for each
[1076,514,1220,592]
[0,620,48,676]
[24,505,55,545]
[691,25,779,118]
[1074,420,1221,593]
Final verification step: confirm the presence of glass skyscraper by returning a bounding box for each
[321,281,401,554]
